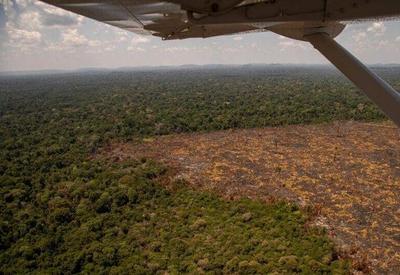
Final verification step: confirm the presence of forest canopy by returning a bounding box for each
[1,65,398,273]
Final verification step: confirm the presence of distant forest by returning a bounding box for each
[1,65,398,273]
[1,65,396,137]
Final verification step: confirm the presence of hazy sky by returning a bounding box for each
[1,0,400,72]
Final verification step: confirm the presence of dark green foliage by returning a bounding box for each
[2,64,395,273]
[0,161,350,273]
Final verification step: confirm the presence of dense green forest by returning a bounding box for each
[0,65,398,273]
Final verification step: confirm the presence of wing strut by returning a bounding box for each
[305,33,400,126]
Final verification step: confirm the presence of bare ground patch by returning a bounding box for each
[97,121,400,274]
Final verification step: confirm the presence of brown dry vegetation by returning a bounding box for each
[98,121,400,274]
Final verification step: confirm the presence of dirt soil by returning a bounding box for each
[98,121,400,274]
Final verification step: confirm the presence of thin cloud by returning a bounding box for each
[41,12,79,27]
[130,36,150,45]
[367,22,386,36]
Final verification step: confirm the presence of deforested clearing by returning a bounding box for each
[99,121,400,273]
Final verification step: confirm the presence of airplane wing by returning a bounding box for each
[39,0,400,126]
[40,0,400,40]
[39,0,261,39]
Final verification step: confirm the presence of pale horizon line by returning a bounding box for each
[1,62,399,75]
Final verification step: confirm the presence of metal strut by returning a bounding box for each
[306,32,400,127]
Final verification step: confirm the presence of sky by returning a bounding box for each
[1,0,400,72]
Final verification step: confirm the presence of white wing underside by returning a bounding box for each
[39,0,259,39]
